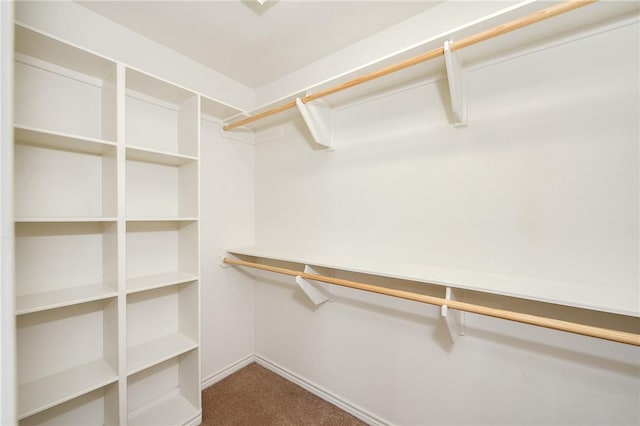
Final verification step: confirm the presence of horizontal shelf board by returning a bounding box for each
[126,68,195,106]
[127,271,199,294]
[125,217,198,223]
[14,125,117,154]
[18,358,118,420]
[16,282,117,315]
[15,217,118,223]
[226,247,639,317]
[126,145,198,166]
[128,392,199,426]
[127,333,198,376]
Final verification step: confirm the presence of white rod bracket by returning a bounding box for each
[220,111,251,138]
[220,115,255,142]
[219,128,254,142]
[296,97,334,150]
[441,287,465,343]
[443,40,467,128]
[296,265,332,306]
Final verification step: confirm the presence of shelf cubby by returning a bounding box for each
[19,383,119,426]
[14,25,117,142]
[126,282,198,375]
[125,149,198,219]
[15,126,117,220]
[125,220,198,285]
[127,350,200,426]
[125,68,199,157]
[15,222,118,315]
[16,300,119,420]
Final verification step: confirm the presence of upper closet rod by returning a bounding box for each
[223,0,596,131]
[223,257,640,346]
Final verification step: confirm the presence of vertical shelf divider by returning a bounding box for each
[193,95,202,414]
[116,62,128,426]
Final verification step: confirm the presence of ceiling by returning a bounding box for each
[76,1,442,88]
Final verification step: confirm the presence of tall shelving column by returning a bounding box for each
[14,24,202,425]
[123,68,201,426]
[13,25,120,425]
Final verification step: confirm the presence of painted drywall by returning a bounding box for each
[14,1,253,112]
[252,20,640,425]
[200,118,256,383]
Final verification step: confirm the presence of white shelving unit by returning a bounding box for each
[13,24,201,425]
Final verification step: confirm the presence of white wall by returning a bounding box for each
[200,118,256,382]
[252,19,640,425]
[0,1,15,424]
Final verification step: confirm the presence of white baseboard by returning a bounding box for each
[200,354,256,390]
[254,354,390,426]
[183,412,202,426]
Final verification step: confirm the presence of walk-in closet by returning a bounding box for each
[1,1,638,425]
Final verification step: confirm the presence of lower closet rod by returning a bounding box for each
[223,257,640,346]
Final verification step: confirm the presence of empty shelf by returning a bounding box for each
[128,392,199,426]
[16,282,117,315]
[18,358,118,420]
[126,271,198,294]
[14,125,117,155]
[127,333,198,375]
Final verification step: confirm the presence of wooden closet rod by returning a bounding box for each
[223,257,640,346]
[223,0,596,131]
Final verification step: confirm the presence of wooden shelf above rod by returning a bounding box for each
[223,0,597,131]
[222,257,640,347]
